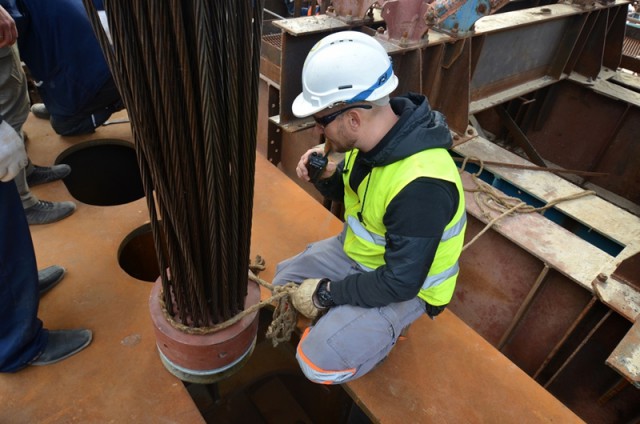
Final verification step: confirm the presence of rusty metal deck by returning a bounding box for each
[0,110,586,423]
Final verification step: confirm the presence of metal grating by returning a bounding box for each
[263,33,282,50]
[623,36,640,58]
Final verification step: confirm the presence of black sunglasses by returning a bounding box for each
[313,104,373,128]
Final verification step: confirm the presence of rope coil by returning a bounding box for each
[459,156,596,251]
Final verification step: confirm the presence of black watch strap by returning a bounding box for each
[315,278,336,308]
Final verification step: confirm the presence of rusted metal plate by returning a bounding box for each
[473,2,628,35]
[327,0,377,19]
[379,0,431,44]
[593,276,640,322]
[611,252,640,292]
[583,103,640,206]
[570,9,608,79]
[278,31,326,121]
[546,311,640,422]
[453,214,548,344]
[611,70,640,91]
[502,270,594,376]
[0,111,206,424]
[273,14,350,35]
[481,82,622,175]
[344,311,585,423]
[471,17,573,100]
[523,80,640,209]
[470,75,559,114]
[606,319,640,388]
[587,77,640,108]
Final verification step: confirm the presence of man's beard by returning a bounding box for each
[326,136,356,154]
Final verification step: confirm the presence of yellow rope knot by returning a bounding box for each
[248,256,302,347]
[247,270,300,347]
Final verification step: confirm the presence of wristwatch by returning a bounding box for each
[314,278,336,308]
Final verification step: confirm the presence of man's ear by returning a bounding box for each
[345,109,362,130]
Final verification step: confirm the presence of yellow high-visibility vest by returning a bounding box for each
[342,147,466,306]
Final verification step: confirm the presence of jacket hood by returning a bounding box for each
[361,93,452,167]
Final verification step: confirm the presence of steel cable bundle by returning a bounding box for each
[84,0,264,327]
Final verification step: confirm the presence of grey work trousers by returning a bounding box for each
[0,45,37,208]
[273,225,426,384]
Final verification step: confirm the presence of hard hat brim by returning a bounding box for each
[292,93,323,118]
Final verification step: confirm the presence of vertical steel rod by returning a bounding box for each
[497,264,550,351]
[543,309,612,388]
[533,296,598,379]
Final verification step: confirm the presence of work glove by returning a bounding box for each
[0,120,27,182]
[291,278,325,320]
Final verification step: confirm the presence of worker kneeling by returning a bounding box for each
[273,31,466,385]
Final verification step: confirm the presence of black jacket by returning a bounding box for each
[316,93,460,307]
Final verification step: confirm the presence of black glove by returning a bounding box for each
[425,302,446,319]
[314,278,336,308]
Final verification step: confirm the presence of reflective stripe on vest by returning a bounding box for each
[346,215,386,246]
[347,209,465,291]
[347,212,466,248]
[442,212,466,242]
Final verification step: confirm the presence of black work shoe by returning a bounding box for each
[31,329,93,366]
[31,103,50,120]
[25,200,76,225]
[26,164,71,186]
[38,265,66,297]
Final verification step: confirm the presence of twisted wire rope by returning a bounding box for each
[84,0,264,327]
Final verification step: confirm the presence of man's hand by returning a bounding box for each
[0,120,28,182]
[291,278,324,319]
[0,6,18,48]
[296,148,337,182]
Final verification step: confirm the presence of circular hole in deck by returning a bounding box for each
[57,139,144,206]
[118,223,160,282]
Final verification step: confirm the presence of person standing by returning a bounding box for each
[0,3,76,225]
[0,4,91,373]
[4,0,123,136]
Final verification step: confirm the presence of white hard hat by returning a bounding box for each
[292,31,399,118]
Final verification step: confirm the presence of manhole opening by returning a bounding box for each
[119,223,160,282]
[57,139,144,206]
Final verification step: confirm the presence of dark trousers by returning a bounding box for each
[49,77,124,136]
[0,181,47,372]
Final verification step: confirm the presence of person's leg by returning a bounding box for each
[295,297,426,384]
[0,181,48,372]
[49,77,124,136]
[49,112,96,136]
[24,155,71,187]
[273,225,426,383]
[273,226,363,286]
[0,45,29,132]
[0,46,75,224]
[15,167,38,208]
[15,165,76,225]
